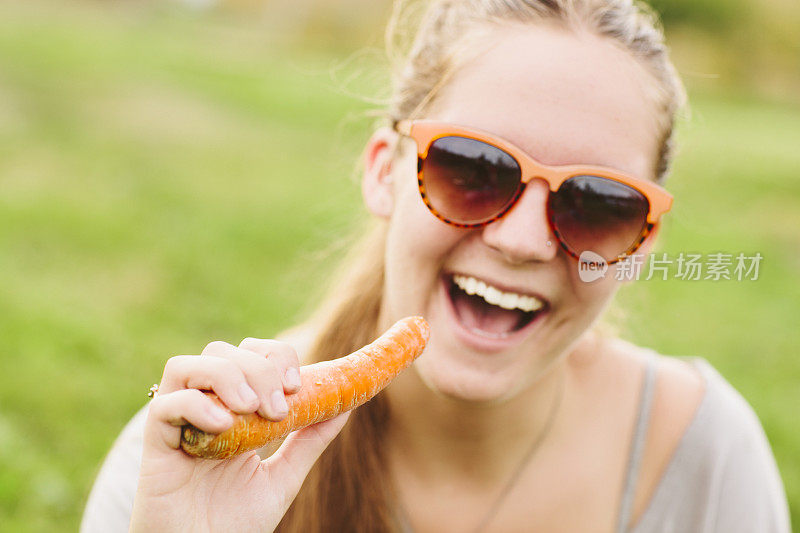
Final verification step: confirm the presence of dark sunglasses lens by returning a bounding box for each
[549,175,649,260]
[422,136,521,224]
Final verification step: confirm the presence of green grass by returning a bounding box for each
[0,2,797,531]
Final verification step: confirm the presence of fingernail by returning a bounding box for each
[238,383,258,406]
[285,367,302,389]
[271,389,288,417]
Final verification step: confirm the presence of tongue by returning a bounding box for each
[451,286,526,335]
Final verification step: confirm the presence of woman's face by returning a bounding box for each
[367,26,662,403]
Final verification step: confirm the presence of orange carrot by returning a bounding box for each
[180,316,429,459]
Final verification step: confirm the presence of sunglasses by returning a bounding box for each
[394,120,673,264]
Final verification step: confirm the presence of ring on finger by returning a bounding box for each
[147,383,159,398]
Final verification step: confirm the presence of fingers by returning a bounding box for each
[237,338,302,394]
[157,338,302,424]
[204,339,299,420]
[265,410,352,501]
[158,355,263,416]
[146,389,234,450]
[147,336,302,460]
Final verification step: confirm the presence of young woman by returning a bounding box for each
[82,1,790,531]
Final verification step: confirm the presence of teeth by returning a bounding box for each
[452,275,545,313]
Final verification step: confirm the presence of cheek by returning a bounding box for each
[386,177,461,265]
[564,259,624,312]
[381,179,464,312]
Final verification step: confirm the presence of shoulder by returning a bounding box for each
[661,358,791,531]
[597,337,775,456]
[646,352,706,478]
[648,354,774,461]
[602,340,790,532]
[600,338,706,505]
[597,336,706,460]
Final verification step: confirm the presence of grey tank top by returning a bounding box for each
[616,353,657,533]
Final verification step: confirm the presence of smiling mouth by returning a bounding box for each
[445,274,550,338]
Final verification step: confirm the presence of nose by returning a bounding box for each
[481,178,558,264]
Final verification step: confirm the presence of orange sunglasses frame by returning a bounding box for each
[394,119,673,264]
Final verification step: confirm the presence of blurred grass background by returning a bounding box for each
[0,0,797,530]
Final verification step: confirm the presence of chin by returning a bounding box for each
[412,350,526,404]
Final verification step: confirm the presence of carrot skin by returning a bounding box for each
[180,316,430,459]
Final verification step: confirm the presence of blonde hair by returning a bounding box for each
[386,0,686,182]
[276,1,685,531]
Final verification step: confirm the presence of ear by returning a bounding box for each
[362,127,400,219]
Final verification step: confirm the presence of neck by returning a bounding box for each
[384,342,586,487]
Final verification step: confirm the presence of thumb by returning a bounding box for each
[264,410,351,501]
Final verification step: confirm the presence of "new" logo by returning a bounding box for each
[578,250,608,282]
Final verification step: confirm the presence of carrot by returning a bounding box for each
[180,316,430,459]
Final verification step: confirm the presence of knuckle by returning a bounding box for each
[251,358,281,385]
[201,340,231,356]
[163,355,189,375]
[234,345,264,363]
[262,356,281,375]
[238,337,263,350]
[283,347,300,366]
[228,348,270,378]
[236,338,300,367]
[213,357,241,379]
[265,341,299,365]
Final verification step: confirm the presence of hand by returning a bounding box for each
[130,338,350,533]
